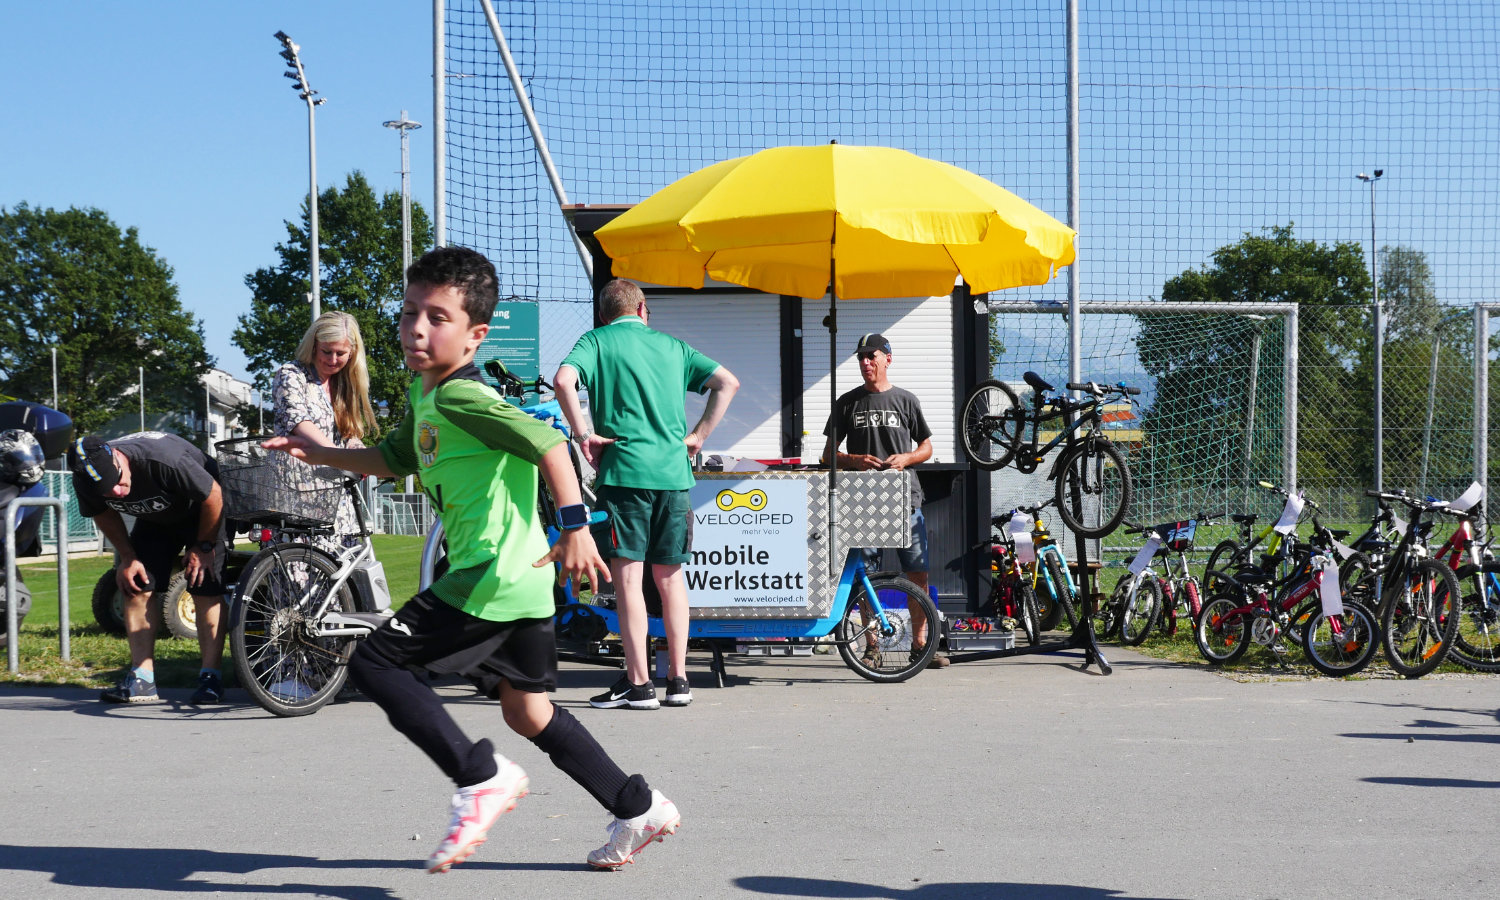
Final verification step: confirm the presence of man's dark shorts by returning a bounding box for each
[360,590,558,698]
[129,515,228,597]
[593,485,693,565]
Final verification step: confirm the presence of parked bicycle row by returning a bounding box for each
[1095,479,1498,678]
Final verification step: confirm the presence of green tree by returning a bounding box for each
[234,171,432,433]
[0,204,212,435]
[1376,245,1472,493]
[1139,224,1373,495]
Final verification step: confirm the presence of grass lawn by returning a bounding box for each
[1,534,426,691]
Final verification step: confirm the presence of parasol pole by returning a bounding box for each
[827,255,840,577]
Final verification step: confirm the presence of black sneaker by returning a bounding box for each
[189,671,224,705]
[589,676,659,710]
[101,673,161,704]
[662,677,692,707]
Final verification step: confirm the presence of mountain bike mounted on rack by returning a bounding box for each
[959,371,1139,538]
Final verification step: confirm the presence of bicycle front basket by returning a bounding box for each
[214,438,344,529]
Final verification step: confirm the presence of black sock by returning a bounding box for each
[348,644,498,787]
[529,704,652,819]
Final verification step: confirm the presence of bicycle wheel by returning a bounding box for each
[1054,439,1132,538]
[1195,595,1251,665]
[959,379,1023,471]
[1203,540,1242,596]
[1338,551,1377,608]
[1449,578,1500,673]
[1118,574,1163,645]
[231,544,357,716]
[1040,553,1075,632]
[1179,576,1204,623]
[1018,581,1041,645]
[1301,600,1378,677]
[1381,558,1461,678]
[834,573,939,683]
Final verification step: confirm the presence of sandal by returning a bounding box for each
[860,644,883,668]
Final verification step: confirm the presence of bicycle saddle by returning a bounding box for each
[1329,528,1351,540]
[1022,371,1054,392]
[1230,513,1257,524]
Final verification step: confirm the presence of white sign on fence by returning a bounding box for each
[684,478,809,607]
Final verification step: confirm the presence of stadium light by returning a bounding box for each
[274,30,326,322]
[1358,169,1385,489]
[382,111,423,291]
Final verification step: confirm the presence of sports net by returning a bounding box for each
[442,0,1500,522]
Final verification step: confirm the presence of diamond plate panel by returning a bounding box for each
[685,470,910,619]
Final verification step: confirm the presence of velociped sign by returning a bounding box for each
[685,478,809,607]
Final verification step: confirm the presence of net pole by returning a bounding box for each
[1476,304,1489,521]
[476,0,594,279]
[1283,305,1299,491]
[432,0,445,247]
[1065,0,1081,392]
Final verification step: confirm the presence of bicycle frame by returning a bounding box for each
[255,477,384,637]
[1012,389,1103,475]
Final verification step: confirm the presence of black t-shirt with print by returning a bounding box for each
[74,432,220,525]
[824,385,932,509]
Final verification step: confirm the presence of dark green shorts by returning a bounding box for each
[594,485,693,565]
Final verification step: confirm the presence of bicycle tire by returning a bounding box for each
[1381,558,1461,678]
[1449,578,1500,673]
[1203,540,1243,597]
[1195,595,1251,665]
[1301,599,1378,677]
[834,573,939,683]
[959,379,1023,471]
[1054,438,1131,538]
[1179,576,1204,626]
[1118,574,1163,645]
[1040,552,1075,632]
[1018,581,1041,645]
[231,544,359,716]
[1337,551,1377,608]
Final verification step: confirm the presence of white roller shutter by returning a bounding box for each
[646,292,783,458]
[803,296,955,463]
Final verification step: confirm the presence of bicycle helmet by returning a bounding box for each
[0,429,44,487]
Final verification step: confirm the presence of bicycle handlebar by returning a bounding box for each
[1064,381,1141,397]
[1364,488,1449,512]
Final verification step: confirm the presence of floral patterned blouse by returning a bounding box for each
[272,360,366,544]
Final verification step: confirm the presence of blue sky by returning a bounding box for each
[2,2,434,382]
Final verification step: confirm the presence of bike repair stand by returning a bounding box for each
[943,524,1112,675]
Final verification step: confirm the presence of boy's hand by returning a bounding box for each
[261,434,313,460]
[534,527,612,593]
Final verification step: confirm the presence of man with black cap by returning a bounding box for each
[69,432,230,703]
[821,332,948,669]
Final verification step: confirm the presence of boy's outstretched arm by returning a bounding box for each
[261,435,397,477]
[532,441,611,591]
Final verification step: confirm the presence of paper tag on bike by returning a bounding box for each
[1008,512,1036,564]
[1391,514,1409,536]
[1273,492,1305,535]
[1316,555,1344,617]
[1451,481,1484,513]
[1127,535,1161,575]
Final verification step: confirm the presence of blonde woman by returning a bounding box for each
[271,311,377,545]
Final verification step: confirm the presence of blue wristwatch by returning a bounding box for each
[556,504,590,531]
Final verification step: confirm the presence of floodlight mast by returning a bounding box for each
[1357,169,1384,489]
[383,111,423,291]
[275,30,326,321]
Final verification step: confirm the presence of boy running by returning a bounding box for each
[263,247,679,872]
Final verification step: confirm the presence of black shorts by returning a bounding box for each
[361,590,558,698]
[129,515,228,597]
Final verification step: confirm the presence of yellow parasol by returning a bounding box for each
[595,143,1075,300]
[594,144,1075,572]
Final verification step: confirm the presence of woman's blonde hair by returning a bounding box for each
[294,311,376,441]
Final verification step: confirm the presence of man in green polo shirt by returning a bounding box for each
[555,278,740,710]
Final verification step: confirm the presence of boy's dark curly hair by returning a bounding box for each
[406,246,499,326]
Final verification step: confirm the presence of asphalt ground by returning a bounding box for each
[1,645,1497,900]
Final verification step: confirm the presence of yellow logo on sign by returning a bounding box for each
[716,488,768,511]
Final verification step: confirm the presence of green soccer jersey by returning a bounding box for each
[560,315,720,490]
[377,365,563,622]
